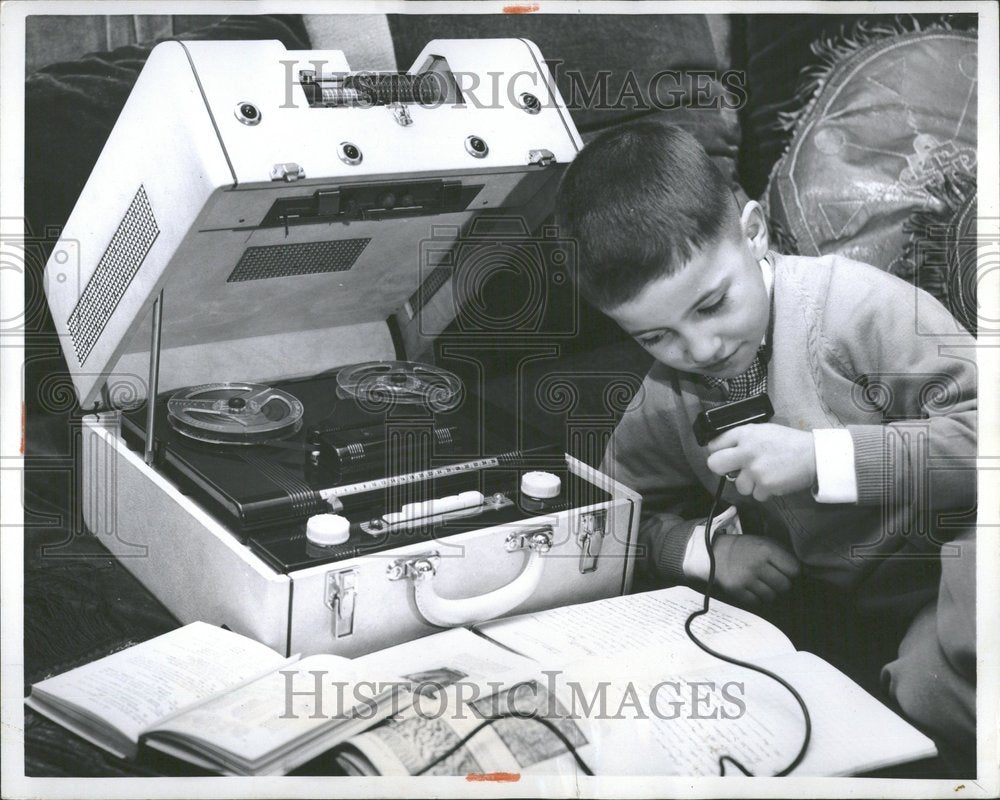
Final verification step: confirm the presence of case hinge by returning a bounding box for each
[389,102,413,126]
[325,568,358,638]
[576,510,607,573]
[271,162,306,182]
[528,148,556,166]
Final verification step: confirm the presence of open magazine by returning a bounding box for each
[333,587,937,777]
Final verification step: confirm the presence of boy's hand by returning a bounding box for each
[711,533,799,605]
[705,423,816,501]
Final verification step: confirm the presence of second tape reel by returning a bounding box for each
[335,360,463,412]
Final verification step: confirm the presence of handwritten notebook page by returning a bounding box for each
[477,586,795,672]
[569,651,935,776]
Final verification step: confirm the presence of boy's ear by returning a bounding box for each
[739,200,769,260]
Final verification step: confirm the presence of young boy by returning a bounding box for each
[556,121,977,758]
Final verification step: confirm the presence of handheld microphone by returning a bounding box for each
[693,393,774,446]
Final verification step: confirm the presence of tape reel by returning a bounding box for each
[336,360,462,411]
[167,382,305,445]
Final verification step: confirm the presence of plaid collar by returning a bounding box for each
[702,347,769,400]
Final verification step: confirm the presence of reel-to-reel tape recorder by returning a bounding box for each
[121,360,609,578]
[45,38,639,657]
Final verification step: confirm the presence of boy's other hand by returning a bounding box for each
[712,534,799,606]
[705,423,816,501]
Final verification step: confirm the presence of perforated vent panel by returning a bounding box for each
[409,266,452,313]
[67,186,159,364]
[228,239,371,282]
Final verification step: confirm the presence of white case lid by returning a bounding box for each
[42,39,582,408]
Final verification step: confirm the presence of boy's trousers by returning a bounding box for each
[882,527,977,753]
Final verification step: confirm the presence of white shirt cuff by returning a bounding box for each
[812,428,858,503]
[682,506,742,582]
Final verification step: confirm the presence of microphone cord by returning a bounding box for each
[414,709,595,776]
[414,475,811,779]
[682,476,811,776]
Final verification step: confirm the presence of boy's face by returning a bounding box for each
[604,202,771,379]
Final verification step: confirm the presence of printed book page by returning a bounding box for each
[25,622,288,757]
[145,653,368,774]
[351,626,541,688]
[147,628,540,775]
[332,629,576,777]
[339,678,592,777]
[476,586,795,672]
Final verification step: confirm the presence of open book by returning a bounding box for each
[25,621,537,776]
[334,587,937,777]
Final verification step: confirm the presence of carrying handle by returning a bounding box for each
[388,527,553,628]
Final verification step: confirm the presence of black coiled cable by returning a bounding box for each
[682,476,812,776]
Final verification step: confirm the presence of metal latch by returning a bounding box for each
[271,162,306,182]
[325,569,358,638]
[389,103,413,127]
[576,510,607,573]
[505,526,554,553]
[528,149,556,167]
[386,553,441,581]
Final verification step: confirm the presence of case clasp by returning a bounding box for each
[325,568,358,638]
[576,510,607,573]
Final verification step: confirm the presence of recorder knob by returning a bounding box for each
[520,471,561,499]
[306,513,351,546]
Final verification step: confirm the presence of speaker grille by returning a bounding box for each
[228,239,371,282]
[67,185,159,364]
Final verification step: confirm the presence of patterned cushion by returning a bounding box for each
[895,174,978,335]
[765,27,977,272]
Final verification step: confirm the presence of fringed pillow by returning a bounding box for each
[764,19,977,279]
[894,173,978,335]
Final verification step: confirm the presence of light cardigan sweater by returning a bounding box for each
[602,252,977,616]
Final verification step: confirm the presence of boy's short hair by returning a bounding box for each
[556,120,738,310]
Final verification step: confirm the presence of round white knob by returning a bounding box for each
[306,513,351,546]
[521,471,561,499]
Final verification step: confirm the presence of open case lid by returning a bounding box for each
[42,38,582,410]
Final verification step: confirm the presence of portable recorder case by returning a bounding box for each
[42,39,640,657]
